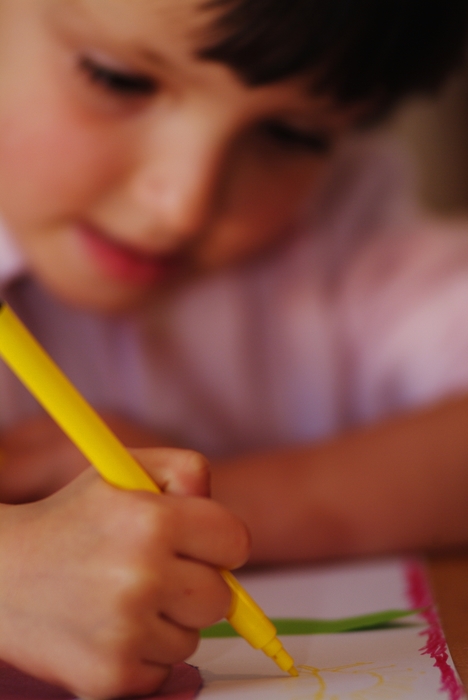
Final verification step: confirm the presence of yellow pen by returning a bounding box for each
[0,299,298,677]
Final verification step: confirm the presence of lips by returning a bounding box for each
[77,222,180,286]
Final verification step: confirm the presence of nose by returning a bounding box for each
[130,118,229,250]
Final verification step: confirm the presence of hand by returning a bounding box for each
[0,412,170,503]
[0,448,250,699]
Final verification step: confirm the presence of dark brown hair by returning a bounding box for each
[199,0,468,117]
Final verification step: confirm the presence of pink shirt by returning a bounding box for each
[2,138,468,458]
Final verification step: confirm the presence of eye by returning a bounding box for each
[79,55,156,96]
[262,120,331,155]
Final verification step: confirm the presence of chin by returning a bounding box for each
[74,288,156,315]
[37,271,155,315]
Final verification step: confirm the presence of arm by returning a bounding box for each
[211,394,468,563]
[0,412,172,503]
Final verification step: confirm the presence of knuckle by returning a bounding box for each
[178,450,211,493]
[130,496,176,546]
[112,564,154,610]
[228,517,251,568]
[150,501,178,543]
[107,550,167,614]
[182,449,210,475]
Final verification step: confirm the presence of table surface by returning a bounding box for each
[428,553,468,690]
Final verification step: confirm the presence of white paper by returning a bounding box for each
[190,558,465,700]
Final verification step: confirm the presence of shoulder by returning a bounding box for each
[307,134,415,240]
[337,215,468,420]
[341,217,468,315]
[256,134,418,295]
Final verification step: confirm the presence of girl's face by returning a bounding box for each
[0,0,361,312]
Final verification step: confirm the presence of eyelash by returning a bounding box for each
[262,121,331,154]
[79,56,156,96]
[78,57,331,154]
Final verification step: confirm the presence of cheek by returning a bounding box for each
[201,156,327,266]
[0,103,125,228]
[231,144,329,236]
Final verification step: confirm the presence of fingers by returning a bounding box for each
[168,494,251,570]
[1,454,248,699]
[131,447,211,497]
[65,654,171,700]
[159,558,232,630]
[141,615,200,666]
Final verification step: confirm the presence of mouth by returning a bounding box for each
[76,221,182,286]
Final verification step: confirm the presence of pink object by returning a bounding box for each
[0,661,202,700]
[156,663,203,700]
[4,138,468,460]
[405,561,464,700]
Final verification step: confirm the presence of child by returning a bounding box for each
[1,0,468,696]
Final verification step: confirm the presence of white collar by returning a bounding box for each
[0,220,28,290]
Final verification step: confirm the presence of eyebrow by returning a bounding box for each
[51,0,182,78]
[138,48,173,72]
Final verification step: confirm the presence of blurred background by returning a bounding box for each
[383,63,468,215]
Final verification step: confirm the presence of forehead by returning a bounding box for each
[44,0,361,127]
[50,0,219,53]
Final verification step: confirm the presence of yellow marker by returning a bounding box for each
[0,300,298,677]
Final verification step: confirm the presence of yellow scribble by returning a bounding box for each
[294,661,417,700]
[298,663,379,700]
[298,665,327,700]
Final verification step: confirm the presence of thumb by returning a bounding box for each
[129,447,211,497]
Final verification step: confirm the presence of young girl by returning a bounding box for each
[1,0,468,696]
